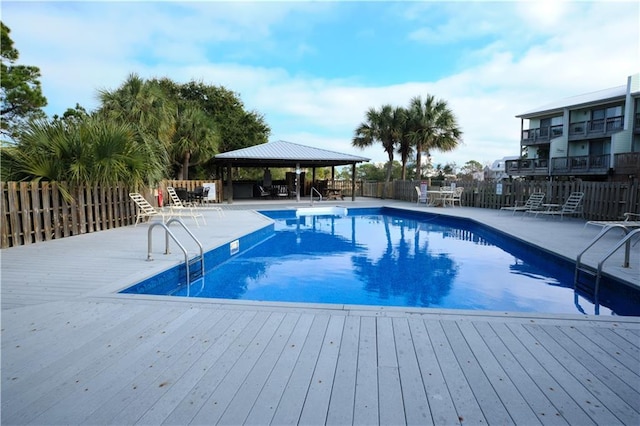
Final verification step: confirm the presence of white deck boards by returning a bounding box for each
[2,200,639,425]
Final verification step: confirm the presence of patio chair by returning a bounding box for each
[450,187,464,207]
[129,192,199,226]
[526,192,584,220]
[167,186,223,219]
[500,192,545,215]
[258,185,271,198]
[583,212,640,232]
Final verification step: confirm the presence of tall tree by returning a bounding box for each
[176,80,270,153]
[1,22,47,140]
[352,104,403,197]
[97,74,176,181]
[407,95,463,179]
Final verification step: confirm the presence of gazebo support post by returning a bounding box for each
[351,163,356,201]
[226,163,233,204]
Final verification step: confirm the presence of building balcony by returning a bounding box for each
[551,154,610,175]
[568,116,624,141]
[521,125,563,145]
[505,154,611,177]
[505,158,549,176]
[635,113,640,134]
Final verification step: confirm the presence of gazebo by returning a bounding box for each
[212,140,370,203]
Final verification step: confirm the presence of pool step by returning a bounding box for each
[296,207,348,217]
[188,256,204,282]
[574,265,598,295]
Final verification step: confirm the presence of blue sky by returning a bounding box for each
[3,1,639,170]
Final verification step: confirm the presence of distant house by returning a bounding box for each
[506,74,640,181]
[485,156,520,181]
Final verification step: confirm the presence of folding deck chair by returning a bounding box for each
[129,193,203,226]
[500,192,545,215]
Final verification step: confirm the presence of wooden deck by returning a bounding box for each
[2,200,639,425]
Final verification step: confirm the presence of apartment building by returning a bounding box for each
[506,74,640,181]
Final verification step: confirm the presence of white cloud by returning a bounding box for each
[3,1,638,170]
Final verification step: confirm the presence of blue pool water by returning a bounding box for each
[122,208,640,316]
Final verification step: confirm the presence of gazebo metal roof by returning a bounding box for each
[213,140,370,168]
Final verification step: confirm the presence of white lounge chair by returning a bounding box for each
[166,186,223,218]
[130,192,202,226]
[500,192,545,215]
[583,212,640,232]
[526,192,584,220]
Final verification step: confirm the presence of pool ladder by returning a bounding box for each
[147,218,204,285]
[574,225,639,301]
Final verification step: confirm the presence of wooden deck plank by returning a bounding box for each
[391,317,432,425]
[214,312,302,425]
[270,314,330,425]
[298,315,345,425]
[26,307,201,425]
[424,319,487,425]
[377,316,406,425]
[595,326,640,359]
[4,305,187,425]
[161,310,270,425]
[407,317,460,425]
[509,323,621,425]
[2,203,640,426]
[241,314,315,425]
[456,320,543,425]
[353,316,379,426]
[1,302,155,414]
[439,319,515,424]
[491,322,596,425]
[190,312,288,424]
[473,321,569,425]
[85,308,226,425]
[326,315,360,425]
[133,310,256,425]
[528,324,639,425]
[557,324,640,376]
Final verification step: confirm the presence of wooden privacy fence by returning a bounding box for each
[376,180,640,221]
[2,178,637,248]
[0,181,146,248]
[0,180,224,248]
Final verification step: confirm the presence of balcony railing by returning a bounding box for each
[568,115,624,140]
[505,154,611,176]
[521,124,563,144]
[551,154,610,174]
[505,158,549,176]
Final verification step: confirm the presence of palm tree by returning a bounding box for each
[1,116,152,197]
[395,107,413,180]
[171,103,220,180]
[407,95,463,179]
[97,74,175,181]
[352,104,404,198]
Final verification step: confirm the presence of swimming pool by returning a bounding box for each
[121,208,640,316]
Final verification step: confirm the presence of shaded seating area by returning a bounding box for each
[525,192,584,220]
[500,192,545,215]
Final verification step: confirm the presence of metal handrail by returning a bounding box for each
[594,228,640,295]
[147,219,204,285]
[310,187,323,205]
[574,224,636,298]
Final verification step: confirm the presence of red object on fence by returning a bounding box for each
[157,188,163,207]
